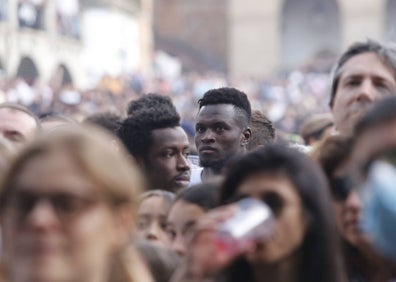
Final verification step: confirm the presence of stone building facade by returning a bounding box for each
[0,0,152,88]
[154,0,396,76]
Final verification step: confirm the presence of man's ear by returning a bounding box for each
[241,127,252,146]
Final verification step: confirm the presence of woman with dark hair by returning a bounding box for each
[313,132,396,281]
[176,145,346,282]
[166,181,220,257]
[137,190,175,247]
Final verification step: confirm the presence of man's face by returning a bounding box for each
[145,127,191,192]
[195,104,246,168]
[0,108,38,148]
[331,52,396,135]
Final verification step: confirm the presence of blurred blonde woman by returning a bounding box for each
[0,126,152,282]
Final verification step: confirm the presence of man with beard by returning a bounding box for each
[191,87,252,184]
[330,40,396,136]
[118,94,191,192]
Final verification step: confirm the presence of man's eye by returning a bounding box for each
[345,80,360,87]
[215,126,225,132]
[196,127,205,133]
[166,229,176,241]
[163,151,174,158]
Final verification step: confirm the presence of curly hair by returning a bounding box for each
[84,112,122,135]
[118,94,181,161]
[198,87,251,125]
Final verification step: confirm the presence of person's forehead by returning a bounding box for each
[340,52,395,81]
[0,108,37,128]
[151,127,188,145]
[14,151,96,196]
[196,104,237,122]
[139,196,169,215]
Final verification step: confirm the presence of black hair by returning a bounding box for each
[218,145,345,282]
[174,181,220,211]
[84,112,122,135]
[118,94,181,161]
[354,96,396,136]
[247,110,275,150]
[198,87,251,126]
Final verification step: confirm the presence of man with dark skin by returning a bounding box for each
[192,87,252,183]
[118,94,191,192]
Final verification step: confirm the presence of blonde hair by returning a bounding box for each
[0,125,152,282]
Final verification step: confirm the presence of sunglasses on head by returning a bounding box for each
[329,175,353,201]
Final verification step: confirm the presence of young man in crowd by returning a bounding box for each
[191,87,252,184]
[118,94,191,192]
[329,40,396,135]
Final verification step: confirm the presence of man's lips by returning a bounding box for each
[199,146,217,153]
[174,173,191,182]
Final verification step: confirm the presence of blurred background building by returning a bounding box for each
[0,0,152,89]
[154,0,396,76]
[0,0,395,135]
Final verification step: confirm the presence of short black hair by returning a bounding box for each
[118,94,181,161]
[83,112,122,135]
[198,87,251,125]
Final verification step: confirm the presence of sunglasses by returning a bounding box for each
[329,175,353,201]
[5,190,100,222]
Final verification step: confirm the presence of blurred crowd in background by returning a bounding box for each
[0,53,335,141]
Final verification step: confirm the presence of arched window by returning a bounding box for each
[281,0,341,68]
[59,64,73,86]
[16,57,39,85]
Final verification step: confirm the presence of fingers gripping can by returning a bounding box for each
[215,198,274,256]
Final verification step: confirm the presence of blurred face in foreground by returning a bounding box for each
[235,173,307,264]
[1,150,129,282]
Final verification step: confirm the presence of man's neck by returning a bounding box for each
[201,166,223,181]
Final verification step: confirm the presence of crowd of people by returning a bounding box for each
[0,51,334,144]
[0,39,395,282]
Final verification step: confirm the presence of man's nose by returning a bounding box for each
[146,222,161,241]
[356,80,377,103]
[201,129,215,143]
[177,154,191,171]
